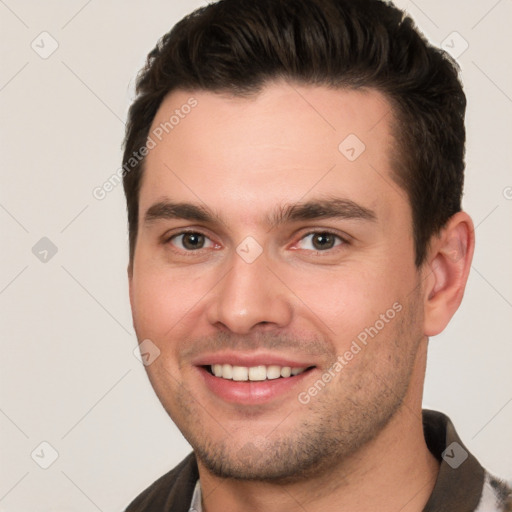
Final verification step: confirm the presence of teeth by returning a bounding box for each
[232,366,248,381]
[209,364,308,381]
[222,364,233,379]
[213,364,223,377]
[266,365,282,380]
[248,365,266,381]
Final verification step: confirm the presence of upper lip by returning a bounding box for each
[192,351,317,368]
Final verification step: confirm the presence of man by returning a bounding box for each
[123,0,511,510]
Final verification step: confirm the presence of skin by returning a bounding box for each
[128,81,475,512]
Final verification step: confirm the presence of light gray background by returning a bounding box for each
[1,0,511,510]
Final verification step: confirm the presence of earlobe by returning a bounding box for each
[423,212,475,337]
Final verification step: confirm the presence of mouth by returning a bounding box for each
[204,364,314,381]
[194,357,317,405]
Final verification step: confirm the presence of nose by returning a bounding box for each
[206,249,293,334]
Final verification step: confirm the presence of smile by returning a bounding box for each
[208,364,310,381]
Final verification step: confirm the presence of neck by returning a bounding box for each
[198,343,439,512]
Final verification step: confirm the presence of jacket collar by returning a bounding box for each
[422,409,485,512]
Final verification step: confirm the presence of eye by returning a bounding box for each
[296,232,345,251]
[169,231,216,251]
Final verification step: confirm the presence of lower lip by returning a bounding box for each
[197,366,315,405]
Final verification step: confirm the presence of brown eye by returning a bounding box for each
[170,232,212,251]
[297,232,344,251]
[312,233,336,250]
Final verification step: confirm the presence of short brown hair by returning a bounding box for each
[123,0,466,267]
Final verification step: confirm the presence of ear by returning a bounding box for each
[422,211,475,337]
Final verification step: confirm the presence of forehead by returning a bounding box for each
[139,82,405,224]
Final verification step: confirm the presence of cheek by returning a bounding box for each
[130,262,216,341]
[278,262,407,340]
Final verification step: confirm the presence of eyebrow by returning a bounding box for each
[268,198,376,227]
[143,197,376,228]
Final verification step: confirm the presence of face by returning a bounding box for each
[129,82,427,482]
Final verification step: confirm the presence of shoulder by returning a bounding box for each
[124,452,199,512]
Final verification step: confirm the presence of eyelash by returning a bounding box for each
[164,229,349,255]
